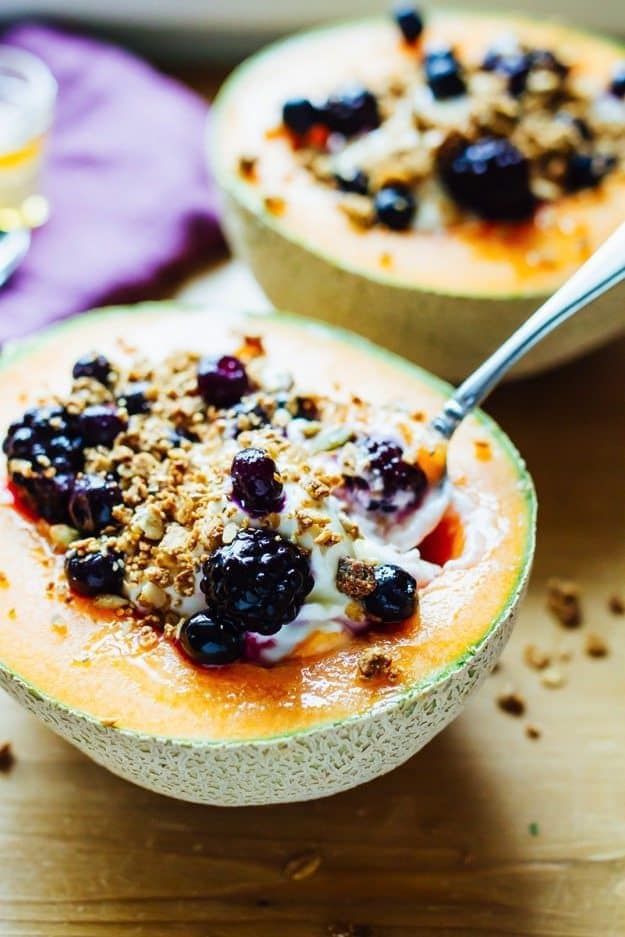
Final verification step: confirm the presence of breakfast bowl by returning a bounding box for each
[211,10,625,380]
[0,303,535,804]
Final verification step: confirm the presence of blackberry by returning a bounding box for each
[3,405,84,522]
[197,355,250,408]
[178,611,244,666]
[68,474,122,534]
[320,87,380,136]
[72,353,112,385]
[441,137,534,221]
[79,404,127,448]
[201,528,314,635]
[65,549,124,597]
[393,6,424,43]
[282,97,320,135]
[231,448,285,517]
[374,185,416,231]
[358,437,427,513]
[363,564,417,622]
[22,473,74,524]
[565,153,617,192]
[117,382,151,415]
[425,48,466,100]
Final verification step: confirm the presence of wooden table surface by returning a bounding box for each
[0,257,623,936]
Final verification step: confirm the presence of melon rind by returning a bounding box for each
[0,304,535,805]
[211,16,625,382]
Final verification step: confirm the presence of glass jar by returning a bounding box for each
[0,46,56,229]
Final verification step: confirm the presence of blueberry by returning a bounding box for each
[425,48,466,100]
[117,382,151,416]
[65,549,125,597]
[201,528,314,635]
[79,404,127,448]
[320,87,380,136]
[335,168,369,194]
[374,185,416,231]
[68,474,122,534]
[197,355,250,408]
[282,97,320,135]
[178,611,244,666]
[363,564,417,622]
[231,447,285,517]
[393,6,424,43]
[609,62,625,98]
[441,136,534,221]
[72,353,112,385]
[565,153,616,192]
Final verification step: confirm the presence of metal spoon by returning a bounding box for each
[431,221,625,451]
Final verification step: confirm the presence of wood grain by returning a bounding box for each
[0,259,623,936]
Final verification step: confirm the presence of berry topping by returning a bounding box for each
[282,97,320,135]
[374,185,416,231]
[231,447,285,517]
[117,382,151,415]
[201,528,314,635]
[72,353,112,385]
[335,168,369,195]
[363,564,417,622]
[441,137,534,221]
[178,611,244,666]
[424,48,466,100]
[3,405,85,522]
[320,87,380,136]
[79,404,127,448]
[393,5,424,43]
[68,474,122,534]
[22,473,75,524]
[610,63,625,98]
[197,355,250,408]
[565,152,616,192]
[65,549,124,597]
[360,437,427,512]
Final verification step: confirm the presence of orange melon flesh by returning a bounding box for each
[0,306,534,740]
[216,13,625,297]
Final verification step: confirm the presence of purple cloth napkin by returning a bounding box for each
[0,23,223,343]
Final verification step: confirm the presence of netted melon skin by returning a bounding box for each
[0,581,524,806]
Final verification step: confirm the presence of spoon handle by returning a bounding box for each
[432,221,625,440]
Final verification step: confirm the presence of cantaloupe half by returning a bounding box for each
[211,13,625,380]
[0,304,535,804]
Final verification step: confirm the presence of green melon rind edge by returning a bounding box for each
[0,301,536,746]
